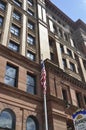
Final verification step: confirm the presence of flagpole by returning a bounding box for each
[44,93,48,130]
[40,56,48,130]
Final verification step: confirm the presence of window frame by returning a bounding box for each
[0,16,3,26]
[12,11,21,21]
[10,24,20,36]
[27,0,33,6]
[50,52,54,61]
[27,35,35,45]
[67,48,72,57]
[13,0,22,7]
[60,44,64,53]
[4,64,18,87]
[0,1,6,10]
[26,73,36,94]
[0,109,16,130]
[27,51,35,61]
[26,116,39,130]
[27,21,34,30]
[62,58,67,68]
[8,40,19,52]
[62,88,68,102]
[76,92,82,108]
[70,62,76,72]
[27,9,34,16]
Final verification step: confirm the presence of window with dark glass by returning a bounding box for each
[59,29,63,37]
[62,59,67,68]
[60,44,64,53]
[83,60,86,69]
[27,51,35,61]
[0,1,6,10]
[8,41,19,52]
[49,38,54,47]
[13,0,22,7]
[26,74,36,94]
[27,35,35,45]
[4,64,17,87]
[53,24,57,33]
[76,92,82,108]
[27,0,33,6]
[67,48,72,57]
[13,11,21,21]
[27,21,34,30]
[27,9,34,16]
[50,52,54,61]
[62,89,68,102]
[0,16,3,26]
[70,62,76,72]
[10,24,20,36]
[64,33,68,41]
[84,96,86,104]
[0,109,16,130]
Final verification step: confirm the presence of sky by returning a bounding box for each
[50,0,86,23]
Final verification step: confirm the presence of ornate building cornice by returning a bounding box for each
[45,59,86,89]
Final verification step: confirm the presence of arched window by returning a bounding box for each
[0,109,16,130]
[26,116,39,130]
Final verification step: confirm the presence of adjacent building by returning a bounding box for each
[0,0,86,130]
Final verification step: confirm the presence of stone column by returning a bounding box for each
[55,39,63,69]
[79,56,86,82]
[21,0,27,56]
[2,3,12,46]
[37,1,50,60]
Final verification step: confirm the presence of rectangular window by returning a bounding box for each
[60,44,64,53]
[62,59,67,68]
[10,24,20,36]
[84,96,86,105]
[62,89,68,102]
[8,41,19,52]
[64,33,68,41]
[70,62,75,72]
[27,51,35,61]
[27,21,34,30]
[4,64,18,87]
[0,16,3,26]
[13,11,21,21]
[27,9,34,16]
[27,0,33,6]
[27,35,35,45]
[49,38,54,47]
[13,0,22,7]
[76,92,81,108]
[50,52,54,61]
[67,48,72,57]
[26,74,36,94]
[0,1,6,10]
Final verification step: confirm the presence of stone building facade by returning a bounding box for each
[0,0,86,130]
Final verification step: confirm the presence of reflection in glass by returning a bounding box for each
[26,117,36,130]
[26,74,35,94]
[0,111,12,129]
[4,65,17,87]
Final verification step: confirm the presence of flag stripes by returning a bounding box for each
[41,60,46,94]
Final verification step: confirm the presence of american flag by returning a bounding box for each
[41,60,46,94]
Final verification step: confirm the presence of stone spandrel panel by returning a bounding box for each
[53,116,67,130]
[39,23,50,60]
